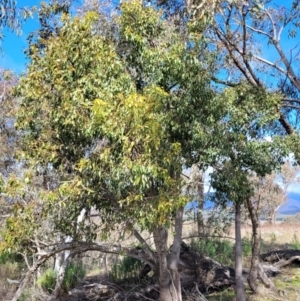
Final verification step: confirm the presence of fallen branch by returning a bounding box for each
[274,255,300,269]
[261,250,300,264]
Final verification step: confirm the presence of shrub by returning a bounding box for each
[37,261,86,293]
[283,213,300,224]
[0,250,23,264]
[37,268,57,293]
[190,238,233,265]
[62,261,86,292]
[241,237,252,258]
[109,256,143,282]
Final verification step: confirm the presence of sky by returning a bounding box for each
[0,0,41,73]
[0,0,84,73]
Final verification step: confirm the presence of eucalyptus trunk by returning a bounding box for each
[153,207,183,301]
[47,252,75,301]
[246,197,260,293]
[197,182,205,235]
[235,202,246,301]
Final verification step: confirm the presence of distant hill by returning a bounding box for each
[187,192,300,216]
[278,192,300,215]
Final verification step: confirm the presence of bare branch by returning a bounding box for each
[282,98,300,104]
[265,8,277,41]
[253,55,288,76]
[130,225,156,266]
[245,24,272,39]
[273,39,300,91]
[279,113,294,134]
[282,104,300,110]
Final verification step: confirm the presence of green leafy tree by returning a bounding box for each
[13,4,218,300]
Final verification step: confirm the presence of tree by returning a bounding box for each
[14,4,220,300]
[192,0,300,294]
[209,82,291,297]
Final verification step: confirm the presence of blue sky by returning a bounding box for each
[0,0,85,73]
[0,0,41,73]
[1,0,299,74]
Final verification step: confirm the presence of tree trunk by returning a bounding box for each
[47,252,75,301]
[168,207,184,301]
[197,175,205,235]
[246,198,260,293]
[196,169,205,235]
[153,207,184,301]
[153,226,173,301]
[235,202,246,301]
[271,211,276,225]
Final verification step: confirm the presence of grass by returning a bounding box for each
[206,288,236,300]
[203,222,300,301]
[0,251,24,301]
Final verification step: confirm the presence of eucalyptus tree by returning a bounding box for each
[209,83,292,297]
[12,2,220,300]
[193,0,300,136]
[0,70,19,229]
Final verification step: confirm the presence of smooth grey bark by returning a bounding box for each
[153,206,184,301]
[168,207,183,301]
[235,202,246,301]
[153,226,172,301]
[246,197,260,293]
[197,181,205,235]
[247,198,276,291]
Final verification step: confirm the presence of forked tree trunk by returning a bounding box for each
[235,202,246,301]
[153,207,184,301]
[47,252,75,301]
[246,197,260,293]
[247,198,276,291]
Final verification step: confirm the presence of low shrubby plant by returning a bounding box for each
[62,261,86,292]
[283,213,300,224]
[37,261,86,294]
[109,256,143,282]
[190,238,234,265]
[37,268,57,293]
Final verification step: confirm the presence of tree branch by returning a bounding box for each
[279,113,294,134]
[265,8,277,41]
[245,24,272,39]
[282,104,300,110]
[253,55,288,76]
[211,76,240,87]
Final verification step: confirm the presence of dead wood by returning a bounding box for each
[260,250,300,265]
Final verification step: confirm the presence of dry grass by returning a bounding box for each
[0,262,20,301]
